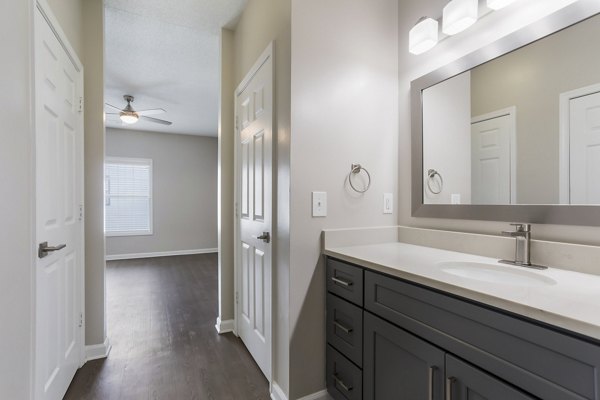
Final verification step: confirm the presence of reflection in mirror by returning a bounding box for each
[422,14,600,205]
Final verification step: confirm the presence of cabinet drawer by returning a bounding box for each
[327,258,363,306]
[327,345,363,400]
[327,293,363,367]
[365,270,600,400]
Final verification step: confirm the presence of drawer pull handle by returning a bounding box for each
[333,373,353,392]
[333,320,353,334]
[331,276,353,287]
[446,377,456,400]
[428,366,436,400]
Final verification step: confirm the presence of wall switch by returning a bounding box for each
[312,191,327,217]
[383,193,393,214]
[451,194,461,204]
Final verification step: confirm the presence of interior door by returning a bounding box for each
[471,114,512,204]
[235,48,273,380]
[34,7,84,400]
[569,91,600,204]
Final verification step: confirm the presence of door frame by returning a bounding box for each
[471,106,517,204]
[559,83,600,204]
[33,0,86,384]
[233,42,274,383]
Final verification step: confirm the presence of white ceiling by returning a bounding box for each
[104,0,246,136]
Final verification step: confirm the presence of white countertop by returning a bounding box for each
[324,242,600,341]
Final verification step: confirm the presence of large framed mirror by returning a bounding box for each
[411,0,600,226]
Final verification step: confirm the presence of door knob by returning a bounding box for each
[38,241,66,258]
[253,232,271,243]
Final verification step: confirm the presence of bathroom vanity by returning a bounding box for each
[324,242,600,400]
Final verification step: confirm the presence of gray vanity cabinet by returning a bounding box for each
[363,312,445,399]
[326,256,600,400]
[446,355,536,400]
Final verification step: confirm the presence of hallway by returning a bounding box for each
[64,254,269,399]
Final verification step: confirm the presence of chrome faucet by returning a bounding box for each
[500,223,547,270]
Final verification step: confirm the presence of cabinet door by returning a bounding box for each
[446,355,537,400]
[364,312,445,400]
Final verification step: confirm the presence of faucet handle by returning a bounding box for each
[510,223,531,232]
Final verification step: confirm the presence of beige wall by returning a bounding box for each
[220,0,292,395]
[81,0,106,346]
[399,1,600,249]
[105,129,218,256]
[0,1,34,397]
[471,14,600,204]
[289,0,399,397]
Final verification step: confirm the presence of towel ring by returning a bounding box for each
[426,169,443,194]
[349,163,371,193]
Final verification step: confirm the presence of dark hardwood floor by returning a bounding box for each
[64,254,269,400]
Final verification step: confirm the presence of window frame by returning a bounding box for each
[104,156,154,237]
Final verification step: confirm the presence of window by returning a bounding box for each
[104,157,153,236]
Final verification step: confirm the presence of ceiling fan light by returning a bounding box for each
[409,17,439,55]
[486,0,517,10]
[443,0,478,36]
[120,112,139,124]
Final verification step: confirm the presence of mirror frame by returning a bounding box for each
[411,0,600,226]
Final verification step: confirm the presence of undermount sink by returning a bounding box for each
[437,261,557,287]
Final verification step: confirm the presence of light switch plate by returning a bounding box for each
[312,191,327,217]
[383,193,393,214]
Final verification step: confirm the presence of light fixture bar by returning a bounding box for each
[486,0,518,10]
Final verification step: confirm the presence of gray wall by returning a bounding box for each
[106,128,218,256]
[290,0,399,397]
[471,13,600,204]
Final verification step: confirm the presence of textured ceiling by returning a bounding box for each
[104,0,246,136]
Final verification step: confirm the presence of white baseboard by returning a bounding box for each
[215,317,235,334]
[298,389,331,400]
[270,384,329,400]
[106,248,217,261]
[271,382,288,400]
[85,337,111,362]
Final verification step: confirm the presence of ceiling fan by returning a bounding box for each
[105,95,172,126]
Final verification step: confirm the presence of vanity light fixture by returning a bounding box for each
[442,0,479,35]
[486,0,517,10]
[409,17,439,55]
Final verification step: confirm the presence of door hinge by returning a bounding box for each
[235,292,239,304]
[78,96,83,113]
[235,117,239,131]
[78,312,83,328]
[79,204,83,221]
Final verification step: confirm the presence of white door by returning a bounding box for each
[235,46,273,381]
[471,113,513,204]
[35,7,84,400]
[569,91,600,204]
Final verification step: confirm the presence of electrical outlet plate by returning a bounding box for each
[312,191,327,217]
[383,193,393,214]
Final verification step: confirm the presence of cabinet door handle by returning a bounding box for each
[333,320,353,334]
[446,377,456,400]
[333,373,353,392]
[428,366,436,400]
[331,276,353,287]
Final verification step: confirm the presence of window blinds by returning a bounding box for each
[104,158,152,236]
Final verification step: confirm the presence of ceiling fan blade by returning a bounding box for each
[105,103,123,112]
[105,112,120,115]
[137,108,166,116]
[140,115,172,126]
